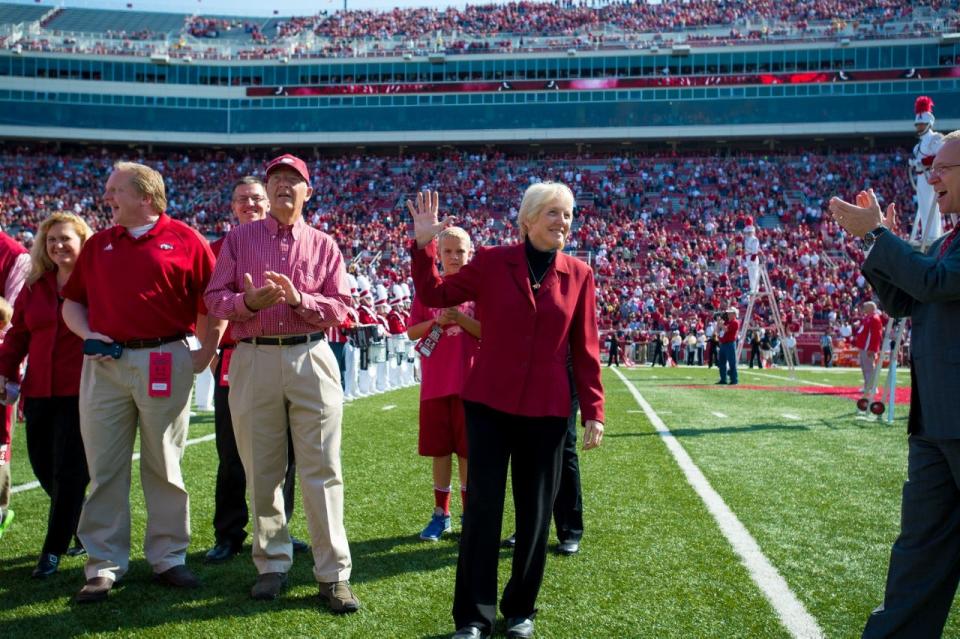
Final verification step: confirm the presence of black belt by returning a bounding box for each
[120,333,188,349]
[240,332,326,346]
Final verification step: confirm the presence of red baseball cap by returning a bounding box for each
[265,154,310,183]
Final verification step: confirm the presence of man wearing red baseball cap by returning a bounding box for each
[204,154,360,612]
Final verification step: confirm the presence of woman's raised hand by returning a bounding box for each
[406,190,454,248]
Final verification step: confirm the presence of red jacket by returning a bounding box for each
[854,312,884,353]
[410,240,604,424]
[0,270,83,397]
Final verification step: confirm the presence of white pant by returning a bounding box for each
[915,177,942,246]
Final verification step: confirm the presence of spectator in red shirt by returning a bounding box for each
[716,307,740,385]
[407,226,480,542]
[62,161,223,603]
[854,301,884,395]
[0,212,92,578]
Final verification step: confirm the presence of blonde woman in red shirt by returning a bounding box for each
[0,212,92,579]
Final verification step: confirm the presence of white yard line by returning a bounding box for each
[612,368,823,639]
[742,370,832,388]
[12,433,216,495]
[711,411,728,419]
[382,404,397,411]
[781,414,801,421]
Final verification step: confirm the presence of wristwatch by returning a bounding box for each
[862,225,888,250]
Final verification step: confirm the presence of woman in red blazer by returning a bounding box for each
[0,212,91,579]
[408,184,604,639]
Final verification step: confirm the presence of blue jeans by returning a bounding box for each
[718,342,738,384]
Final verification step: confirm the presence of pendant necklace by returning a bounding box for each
[527,260,549,290]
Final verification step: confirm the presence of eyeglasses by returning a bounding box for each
[233,195,266,203]
[927,164,960,181]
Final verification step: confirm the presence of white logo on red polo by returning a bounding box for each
[160,243,174,251]
[104,243,113,251]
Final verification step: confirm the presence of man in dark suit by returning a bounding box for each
[829,132,960,638]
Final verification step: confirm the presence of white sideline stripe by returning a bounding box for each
[11,433,216,495]
[743,370,832,388]
[612,368,823,639]
[382,404,397,411]
[782,414,801,421]
[711,411,728,419]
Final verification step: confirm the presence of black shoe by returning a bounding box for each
[452,627,489,639]
[204,542,240,564]
[728,381,739,386]
[65,543,87,558]
[715,380,727,385]
[291,536,310,553]
[32,553,60,579]
[505,616,535,638]
[556,540,580,556]
[502,533,516,548]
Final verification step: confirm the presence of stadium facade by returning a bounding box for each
[2,36,959,145]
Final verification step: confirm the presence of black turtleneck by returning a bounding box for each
[524,236,557,294]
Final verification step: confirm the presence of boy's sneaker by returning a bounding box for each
[0,508,13,539]
[419,513,451,541]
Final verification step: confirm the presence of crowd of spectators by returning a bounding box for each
[7,0,955,60]
[0,145,922,344]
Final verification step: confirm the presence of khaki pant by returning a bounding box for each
[229,339,351,582]
[860,349,878,392]
[78,340,193,581]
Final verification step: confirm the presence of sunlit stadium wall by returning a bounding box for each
[1,38,959,145]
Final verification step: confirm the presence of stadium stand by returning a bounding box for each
[0,2,48,25]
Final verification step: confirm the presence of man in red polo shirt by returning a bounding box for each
[854,301,884,395]
[205,154,359,613]
[62,161,223,603]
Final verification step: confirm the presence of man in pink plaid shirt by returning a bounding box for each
[204,153,360,613]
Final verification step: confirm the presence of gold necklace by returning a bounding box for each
[527,259,549,290]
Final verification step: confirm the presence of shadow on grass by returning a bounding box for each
[607,415,897,438]
[0,535,465,638]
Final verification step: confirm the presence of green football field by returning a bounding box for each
[0,365,949,638]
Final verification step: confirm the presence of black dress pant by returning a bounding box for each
[454,401,568,632]
[863,435,960,639]
[553,391,583,545]
[606,349,619,367]
[329,340,347,390]
[23,396,89,556]
[213,353,296,549]
[749,346,761,368]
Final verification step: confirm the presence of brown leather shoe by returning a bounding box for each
[318,580,360,613]
[75,576,114,604]
[251,572,287,600]
[154,565,200,589]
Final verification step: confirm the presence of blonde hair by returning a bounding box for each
[27,212,94,285]
[516,181,575,241]
[114,161,167,213]
[437,226,473,249]
[0,296,11,329]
